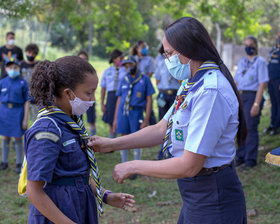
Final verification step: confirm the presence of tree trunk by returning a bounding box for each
[42,21,53,59]
[88,20,93,59]
[215,23,221,54]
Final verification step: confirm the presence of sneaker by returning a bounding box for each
[263,126,273,134]
[15,163,22,174]
[269,128,278,136]
[0,162,8,170]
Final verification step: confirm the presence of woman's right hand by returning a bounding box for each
[88,136,114,153]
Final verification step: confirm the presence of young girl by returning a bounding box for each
[0,58,29,173]
[25,56,135,224]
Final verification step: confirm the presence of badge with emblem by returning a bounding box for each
[137,92,142,98]
[181,102,188,109]
[175,129,183,141]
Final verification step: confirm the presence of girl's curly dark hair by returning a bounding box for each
[30,55,96,108]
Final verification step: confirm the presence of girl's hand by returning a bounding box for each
[106,192,135,210]
[88,136,114,153]
[250,103,260,117]
[22,119,28,130]
[140,120,148,129]
[112,119,117,133]
[113,161,136,184]
[101,104,106,114]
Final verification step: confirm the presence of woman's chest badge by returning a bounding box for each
[175,129,184,141]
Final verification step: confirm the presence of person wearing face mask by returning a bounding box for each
[234,36,269,171]
[20,43,40,121]
[89,17,248,223]
[132,41,157,125]
[264,37,280,135]
[0,32,23,79]
[113,55,155,179]
[21,56,135,224]
[78,50,97,136]
[0,57,29,173]
[100,49,126,139]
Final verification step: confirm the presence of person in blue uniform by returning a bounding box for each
[132,41,157,125]
[101,49,125,138]
[21,43,40,121]
[0,57,29,173]
[89,17,248,224]
[155,45,181,120]
[25,56,135,224]
[113,55,154,179]
[78,50,97,136]
[234,36,269,170]
[265,37,280,135]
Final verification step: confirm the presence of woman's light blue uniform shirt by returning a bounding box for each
[100,66,126,92]
[137,56,155,76]
[155,55,181,90]
[164,70,239,168]
[234,56,269,91]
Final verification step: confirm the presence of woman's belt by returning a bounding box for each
[239,90,257,95]
[196,163,232,177]
[159,89,177,95]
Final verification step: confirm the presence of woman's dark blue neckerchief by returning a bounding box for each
[158,61,220,159]
[37,106,104,215]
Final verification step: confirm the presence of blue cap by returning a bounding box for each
[122,55,136,65]
[5,56,19,66]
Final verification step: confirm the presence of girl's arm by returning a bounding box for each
[89,179,135,209]
[89,118,167,153]
[250,82,267,117]
[112,96,120,133]
[101,87,106,114]
[113,150,207,183]
[22,101,30,130]
[140,95,152,129]
[26,180,76,224]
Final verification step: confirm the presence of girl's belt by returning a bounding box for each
[50,176,89,186]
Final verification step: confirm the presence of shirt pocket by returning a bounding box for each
[60,138,87,171]
[171,108,191,153]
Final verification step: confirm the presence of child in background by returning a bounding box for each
[78,50,97,135]
[21,43,40,121]
[0,57,29,173]
[25,56,134,223]
[101,49,126,138]
[113,55,155,180]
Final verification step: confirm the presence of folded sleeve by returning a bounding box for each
[25,119,61,182]
[184,89,232,156]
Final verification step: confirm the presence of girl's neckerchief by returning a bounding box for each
[158,61,220,159]
[37,106,103,215]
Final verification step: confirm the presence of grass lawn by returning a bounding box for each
[0,60,279,223]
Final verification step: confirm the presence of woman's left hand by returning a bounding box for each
[106,192,135,210]
[250,104,260,117]
[113,161,135,184]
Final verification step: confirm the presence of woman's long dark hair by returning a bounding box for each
[164,17,247,146]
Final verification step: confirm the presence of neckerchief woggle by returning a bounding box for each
[37,106,103,215]
[158,61,220,159]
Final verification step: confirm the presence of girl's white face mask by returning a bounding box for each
[69,91,95,116]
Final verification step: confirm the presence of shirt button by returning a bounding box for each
[176,121,179,124]
[208,72,212,75]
